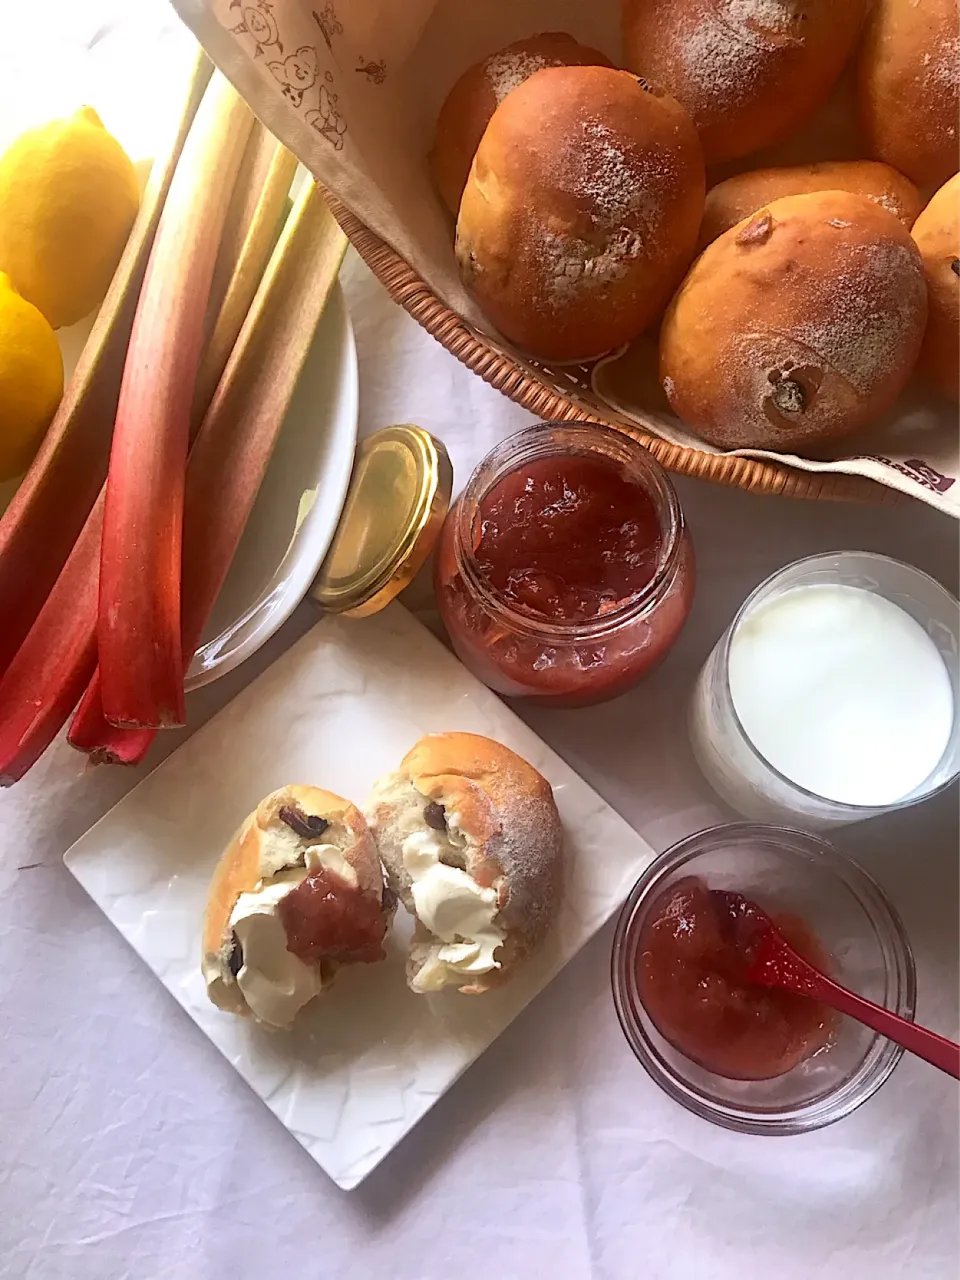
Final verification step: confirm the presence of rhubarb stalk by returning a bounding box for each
[97,73,253,730]
[0,52,211,678]
[197,127,297,416]
[0,499,102,784]
[69,185,347,767]
[0,83,280,785]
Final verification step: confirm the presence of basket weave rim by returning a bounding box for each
[325,193,902,507]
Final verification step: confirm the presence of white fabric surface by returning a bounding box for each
[1,6,958,1278]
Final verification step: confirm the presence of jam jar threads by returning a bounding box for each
[434,423,695,707]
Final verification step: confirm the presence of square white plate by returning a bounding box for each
[64,604,657,1189]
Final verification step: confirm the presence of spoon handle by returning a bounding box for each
[803,969,960,1080]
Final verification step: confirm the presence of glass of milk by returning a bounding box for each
[690,552,959,829]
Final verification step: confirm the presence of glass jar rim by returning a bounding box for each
[611,823,917,1135]
[717,551,960,816]
[453,421,685,641]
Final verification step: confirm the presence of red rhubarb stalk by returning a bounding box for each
[69,186,347,767]
[0,498,102,784]
[0,137,294,785]
[97,74,253,730]
[0,53,210,679]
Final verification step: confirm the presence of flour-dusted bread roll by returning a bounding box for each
[429,32,613,217]
[912,174,960,400]
[660,191,928,451]
[858,0,960,192]
[622,0,868,165]
[202,786,392,1027]
[365,733,563,994]
[698,160,922,248]
[456,65,704,363]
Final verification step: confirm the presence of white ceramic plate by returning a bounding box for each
[63,603,658,1190]
[3,279,358,685]
[185,283,358,689]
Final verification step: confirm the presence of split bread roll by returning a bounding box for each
[456,65,704,363]
[698,160,922,249]
[858,0,960,192]
[365,733,563,995]
[203,786,391,1027]
[912,174,960,400]
[429,32,613,217]
[622,0,868,165]
[660,190,928,451]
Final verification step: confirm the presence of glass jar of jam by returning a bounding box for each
[434,423,695,707]
[611,824,915,1135]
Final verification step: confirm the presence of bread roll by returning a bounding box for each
[456,66,704,363]
[858,0,960,191]
[202,786,391,1027]
[660,191,928,450]
[365,733,563,994]
[622,0,868,165]
[912,174,960,399]
[699,160,922,248]
[430,33,613,217]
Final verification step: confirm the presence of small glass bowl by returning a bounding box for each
[611,824,916,1135]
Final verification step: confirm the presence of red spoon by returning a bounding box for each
[714,890,960,1080]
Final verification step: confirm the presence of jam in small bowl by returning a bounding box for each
[612,824,915,1134]
[434,422,695,707]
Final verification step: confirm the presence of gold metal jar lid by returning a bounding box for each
[311,425,452,617]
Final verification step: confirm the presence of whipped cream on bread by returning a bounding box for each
[401,829,504,991]
[206,844,359,1026]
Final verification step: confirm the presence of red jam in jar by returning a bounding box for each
[637,876,837,1080]
[435,423,695,706]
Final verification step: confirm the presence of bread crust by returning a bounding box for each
[456,65,704,362]
[857,0,960,192]
[660,190,927,450]
[699,160,922,249]
[366,733,564,993]
[429,32,613,217]
[623,0,868,165]
[912,174,960,400]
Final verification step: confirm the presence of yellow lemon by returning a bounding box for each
[0,272,64,480]
[0,106,140,329]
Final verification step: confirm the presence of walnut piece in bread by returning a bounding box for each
[365,733,563,994]
[202,785,390,1027]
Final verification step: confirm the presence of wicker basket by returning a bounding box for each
[327,194,904,507]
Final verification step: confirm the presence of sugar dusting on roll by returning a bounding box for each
[660,190,928,450]
[429,32,614,217]
[456,65,704,362]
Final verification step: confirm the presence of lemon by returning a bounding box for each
[0,272,63,480]
[0,106,140,329]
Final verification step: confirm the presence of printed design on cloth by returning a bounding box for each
[228,0,282,59]
[312,3,343,52]
[265,44,318,106]
[305,81,348,148]
[219,0,349,149]
[356,58,387,85]
[854,456,956,494]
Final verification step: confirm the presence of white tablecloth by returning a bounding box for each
[1,7,957,1278]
